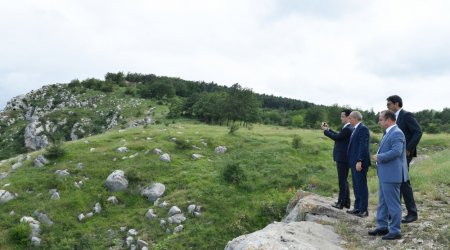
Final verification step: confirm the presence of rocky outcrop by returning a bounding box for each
[225,190,357,250]
[24,119,49,150]
[283,190,357,223]
[225,221,343,250]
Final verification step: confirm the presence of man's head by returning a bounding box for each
[348,111,362,126]
[386,95,403,112]
[340,109,352,125]
[378,110,396,129]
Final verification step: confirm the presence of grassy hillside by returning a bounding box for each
[0,120,448,249]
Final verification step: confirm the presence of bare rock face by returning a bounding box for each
[226,190,357,250]
[224,221,343,250]
[283,190,358,223]
[24,119,49,150]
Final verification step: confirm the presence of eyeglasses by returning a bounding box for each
[386,102,393,107]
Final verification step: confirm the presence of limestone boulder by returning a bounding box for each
[105,170,129,192]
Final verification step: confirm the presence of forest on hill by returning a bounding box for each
[68,72,450,132]
[1,72,448,161]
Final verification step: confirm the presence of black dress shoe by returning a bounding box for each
[382,233,402,240]
[332,202,344,209]
[402,215,417,223]
[355,211,369,217]
[368,228,389,236]
[346,209,360,214]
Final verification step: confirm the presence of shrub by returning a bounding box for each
[260,201,285,221]
[222,162,247,185]
[292,135,302,149]
[126,169,143,183]
[44,141,65,159]
[9,223,31,246]
[228,123,240,134]
[174,138,192,150]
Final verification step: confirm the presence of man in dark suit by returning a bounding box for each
[369,110,408,240]
[387,95,422,223]
[321,109,353,209]
[346,111,371,217]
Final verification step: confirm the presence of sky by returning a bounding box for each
[1,0,449,112]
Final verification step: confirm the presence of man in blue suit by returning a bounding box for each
[387,95,422,223]
[346,111,371,217]
[369,110,408,240]
[321,109,353,209]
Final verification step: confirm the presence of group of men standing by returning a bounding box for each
[321,95,422,240]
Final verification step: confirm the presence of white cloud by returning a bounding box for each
[1,0,449,112]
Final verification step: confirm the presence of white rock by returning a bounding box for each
[141,183,165,202]
[145,209,157,219]
[214,146,227,154]
[31,236,41,247]
[168,206,182,216]
[78,213,85,221]
[192,154,203,160]
[107,196,119,204]
[12,162,23,170]
[94,202,102,213]
[174,225,184,233]
[55,169,70,176]
[127,228,138,236]
[86,212,94,218]
[105,170,129,192]
[137,239,149,248]
[153,148,163,155]
[50,192,60,200]
[159,153,171,162]
[159,200,169,208]
[188,204,196,214]
[168,214,186,224]
[90,148,95,152]
[116,147,129,153]
[126,236,134,247]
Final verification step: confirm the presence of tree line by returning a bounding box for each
[74,72,450,133]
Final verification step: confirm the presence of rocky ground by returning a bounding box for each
[340,184,449,249]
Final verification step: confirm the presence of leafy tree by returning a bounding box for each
[304,106,324,128]
[192,92,227,124]
[224,83,261,125]
[291,114,304,127]
[105,72,125,86]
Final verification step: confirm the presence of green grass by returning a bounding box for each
[0,124,448,249]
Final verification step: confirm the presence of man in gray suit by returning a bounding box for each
[369,110,408,240]
[386,95,422,223]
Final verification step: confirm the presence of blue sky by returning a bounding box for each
[1,0,449,112]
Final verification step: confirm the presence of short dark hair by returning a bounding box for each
[341,109,352,117]
[382,110,396,122]
[387,95,403,107]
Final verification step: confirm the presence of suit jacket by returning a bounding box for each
[376,126,409,183]
[396,109,422,157]
[324,124,353,162]
[347,123,371,168]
